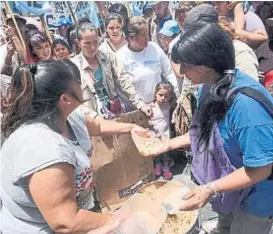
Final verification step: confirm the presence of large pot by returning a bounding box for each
[137,179,199,234]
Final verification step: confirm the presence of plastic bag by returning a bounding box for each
[162,187,189,215]
[112,193,167,234]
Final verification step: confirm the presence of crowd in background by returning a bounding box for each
[1,1,273,234]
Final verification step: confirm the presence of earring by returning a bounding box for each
[68,102,71,105]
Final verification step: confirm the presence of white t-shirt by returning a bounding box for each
[116,42,179,106]
[148,102,171,138]
[1,109,94,234]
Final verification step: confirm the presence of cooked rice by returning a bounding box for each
[140,184,197,234]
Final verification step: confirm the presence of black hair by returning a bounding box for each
[52,38,71,53]
[126,16,147,39]
[75,22,98,40]
[2,60,81,137]
[105,13,123,29]
[108,3,129,32]
[172,23,235,148]
[154,81,176,106]
[25,24,38,33]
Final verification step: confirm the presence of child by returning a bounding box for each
[148,81,175,180]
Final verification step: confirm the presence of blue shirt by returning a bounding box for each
[93,65,110,107]
[94,65,103,83]
[217,71,273,218]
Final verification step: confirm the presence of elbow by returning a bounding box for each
[245,163,273,182]
[259,33,269,43]
[48,213,80,234]
[253,33,268,48]
[50,220,81,234]
[50,222,75,234]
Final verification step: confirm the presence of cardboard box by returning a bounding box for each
[92,111,154,213]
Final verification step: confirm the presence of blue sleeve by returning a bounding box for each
[230,94,273,167]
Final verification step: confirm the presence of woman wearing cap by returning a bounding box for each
[1,59,147,234]
[99,13,127,54]
[56,17,73,40]
[136,23,273,234]
[71,22,147,118]
[158,20,183,92]
[158,20,180,55]
[116,16,179,115]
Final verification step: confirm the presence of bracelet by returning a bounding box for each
[204,182,218,194]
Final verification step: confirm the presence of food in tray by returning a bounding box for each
[132,132,164,156]
[139,183,197,234]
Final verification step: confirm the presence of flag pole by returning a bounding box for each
[39,14,53,45]
[5,1,26,50]
[1,8,7,26]
[66,1,78,25]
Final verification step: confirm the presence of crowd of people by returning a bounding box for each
[1,1,273,234]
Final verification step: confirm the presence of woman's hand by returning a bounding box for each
[226,1,240,10]
[140,104,152,117]
[179,185,215,211]
[130,124,151,138]
[132,131,172,157]
[7,40,15,57]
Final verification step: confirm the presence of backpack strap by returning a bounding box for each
[226,86,273,117]
[226,86,273,180]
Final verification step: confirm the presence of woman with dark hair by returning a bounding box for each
[108,3,129,33]
[136,24,273,234]
[71,22,146,118]
[25,23,39,33]
[26,31,52,63]
[1,59,146,234]
[52,38,71,59]
[117,16,179,116]
[100,13,127,53]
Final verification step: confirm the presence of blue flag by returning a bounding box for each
[13,1,51,16]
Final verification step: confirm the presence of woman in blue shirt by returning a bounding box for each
[138,23,273,234]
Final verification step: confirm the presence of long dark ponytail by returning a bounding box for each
[171,23,236,148]
[197,70,235,147]
[2,59,81,137]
